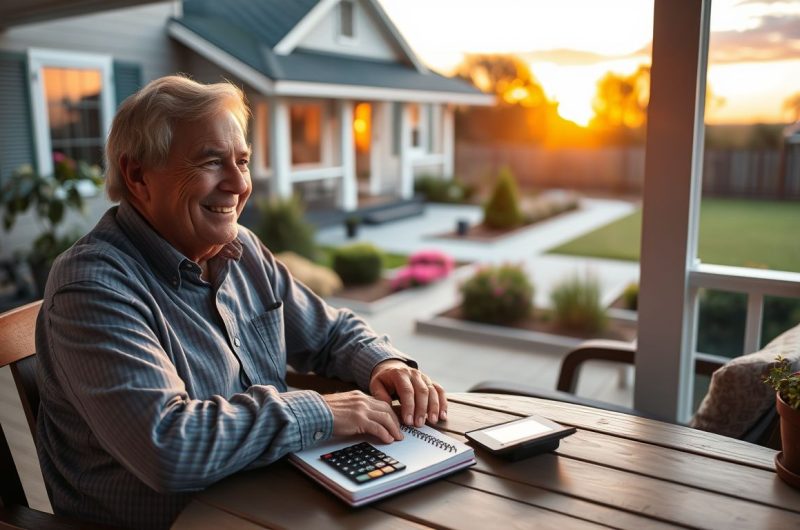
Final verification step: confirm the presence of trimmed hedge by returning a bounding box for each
[255,196,317,260]
[332,243,384,286]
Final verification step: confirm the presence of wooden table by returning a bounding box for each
[172,393,800,529]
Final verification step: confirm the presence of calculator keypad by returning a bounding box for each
[321,442,406,484]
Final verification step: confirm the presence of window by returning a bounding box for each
[339,0,355,39]
[408,103,429,152]
[290,103,323,165]
[28,49,114,177]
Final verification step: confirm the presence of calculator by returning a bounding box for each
[320,442,406,484]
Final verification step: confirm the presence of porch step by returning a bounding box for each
[362,200,425,225]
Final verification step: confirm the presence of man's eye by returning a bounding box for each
[204,159,223,167]
[238,159,250,166]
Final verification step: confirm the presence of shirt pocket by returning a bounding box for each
[250,302,287,387]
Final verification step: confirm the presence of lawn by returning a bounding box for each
[548,198,800,273]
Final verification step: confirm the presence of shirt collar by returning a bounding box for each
[116,200,243,289]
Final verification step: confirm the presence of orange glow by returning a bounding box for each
[43,67,102,128]
[354,102,371,152]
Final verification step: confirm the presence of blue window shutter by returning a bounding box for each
[0,52,35,182]
[113,61,142,107]
[392,102,401,156]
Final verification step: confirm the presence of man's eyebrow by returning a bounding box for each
[197,146,252,158]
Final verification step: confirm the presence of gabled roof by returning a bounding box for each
[172,0,490,104]
[182,0,320,49]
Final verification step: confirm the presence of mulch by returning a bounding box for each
[334,278,396,303]
[439,305,637,342]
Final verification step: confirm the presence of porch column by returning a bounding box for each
[634,0,709,422]
[442,104,455,178]
[369,101,385,196]
[269,97,292,199]
[399,102,413,199]
[339,100,357,211]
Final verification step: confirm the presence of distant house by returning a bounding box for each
[0,0,490,223]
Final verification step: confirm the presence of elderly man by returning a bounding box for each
[35,75,446,529]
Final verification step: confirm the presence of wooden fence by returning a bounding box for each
[455,143,800,199]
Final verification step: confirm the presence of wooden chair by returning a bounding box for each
[470,339,780,448]
[0,300,116,529]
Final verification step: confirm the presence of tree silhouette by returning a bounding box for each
[590,65,650,144]
[784,92,800,122]
[454,54,560,144]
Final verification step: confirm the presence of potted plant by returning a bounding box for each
[344,215,361,239]
[1,154,103,295]
[764,355,800,487]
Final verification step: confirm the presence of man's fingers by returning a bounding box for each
[392,375,416,425]
[435,384,448,421]
[411,373,430,427]
[370,379,393,404]
[426,382,441,423]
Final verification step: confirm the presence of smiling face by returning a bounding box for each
[135,110,252,264]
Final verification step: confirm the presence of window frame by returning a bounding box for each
[27,48,114,178]
[337,0,357,44]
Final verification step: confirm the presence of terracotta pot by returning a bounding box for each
[777,393,800,473]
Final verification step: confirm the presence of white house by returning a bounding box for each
[0,0,491,227]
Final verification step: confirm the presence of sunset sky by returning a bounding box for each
[378,0,800,126]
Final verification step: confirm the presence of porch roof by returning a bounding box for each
[169,14,490,104]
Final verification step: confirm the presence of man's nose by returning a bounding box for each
[220,162,250,194]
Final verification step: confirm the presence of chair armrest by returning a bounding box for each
[285,372,358,394]
[557,339,636,393]
[0,505,120,529]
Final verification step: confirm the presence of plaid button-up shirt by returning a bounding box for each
[35,200,412,529]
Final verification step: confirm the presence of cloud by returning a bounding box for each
[709,13,800,63]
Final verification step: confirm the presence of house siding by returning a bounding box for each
[298,0,400,62]
[0,1,182,84]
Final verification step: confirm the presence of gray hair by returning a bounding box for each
[104,75,250,201]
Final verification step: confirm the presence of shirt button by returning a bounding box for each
[233,337,241,347]
[313,431,324,441]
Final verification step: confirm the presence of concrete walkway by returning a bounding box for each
[316,197,640,406]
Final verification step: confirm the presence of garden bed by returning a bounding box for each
[416,305,637,354]
[431,192,580,243]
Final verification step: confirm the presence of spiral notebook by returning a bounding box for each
[289,424,476,507]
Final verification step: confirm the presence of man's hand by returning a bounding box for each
[322,391,403,444]
[369,360,448,427]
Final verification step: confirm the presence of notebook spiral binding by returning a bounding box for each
[400,425,457,453]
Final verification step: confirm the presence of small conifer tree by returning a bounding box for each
[483,167,523,229]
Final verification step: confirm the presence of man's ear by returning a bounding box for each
[119,155,150,203]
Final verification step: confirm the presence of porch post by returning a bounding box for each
[339,100,357,211]
[442,104,455,178]
[269,97,292,199]
[369,101,384,196]
[634,0,709,422]
[399,102,413,199]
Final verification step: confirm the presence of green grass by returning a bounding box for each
[318,245,407,270]
[548,198,800,273]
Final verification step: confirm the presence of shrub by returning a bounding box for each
[551,274,607,333]
[622,282,639,311]
[391,250,454,291]
[276,251,342,297]
[483,167,523,229]
[332,243,384,285]
[255,196,317,261]
[460,264,533,324]
[415,175,474,204]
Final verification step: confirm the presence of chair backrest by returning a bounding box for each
[0,300,42,511]
[0,300,42,436]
